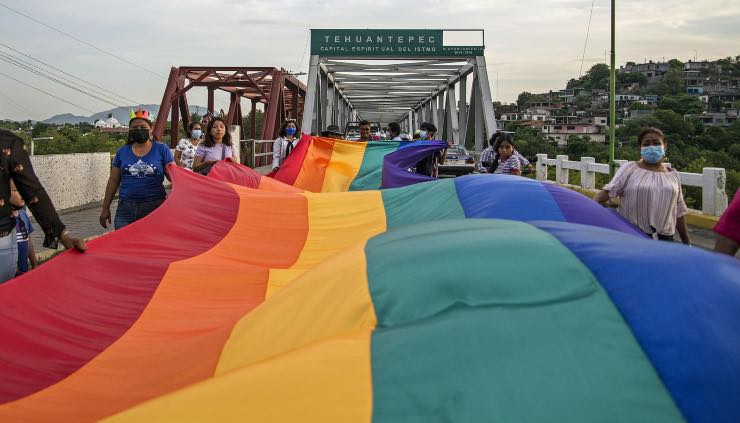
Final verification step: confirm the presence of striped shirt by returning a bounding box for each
[604,161,688,236]
[15,208,32,242]
[478,147,529,173]
[493,155,521,174]
[478,147,495,172]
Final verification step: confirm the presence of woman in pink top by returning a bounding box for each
[594,127,690,244]
[192,117,239,174]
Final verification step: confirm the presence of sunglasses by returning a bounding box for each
[285,119,297,123]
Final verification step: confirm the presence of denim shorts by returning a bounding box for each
[0,229,18,284]
[114,197,166,230]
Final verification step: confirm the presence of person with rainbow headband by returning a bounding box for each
[99,108,174,230]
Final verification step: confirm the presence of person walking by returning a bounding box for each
[193,117,239,175]
[100,110,174,230]
[0,129,86,282]
[272,119,300,171]
[593,127,690,243]
[175,122,203,171]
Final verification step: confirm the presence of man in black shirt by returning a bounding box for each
[0,129,86,282]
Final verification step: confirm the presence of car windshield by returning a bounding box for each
[446,147,465,156]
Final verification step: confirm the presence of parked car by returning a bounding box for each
[439,145,475,177]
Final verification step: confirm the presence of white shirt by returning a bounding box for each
[604,161,688,236]
[272,136,299,169]
[176,138,200,170]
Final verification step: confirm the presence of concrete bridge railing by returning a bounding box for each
[31,152,112,212]
[535,154,728,217]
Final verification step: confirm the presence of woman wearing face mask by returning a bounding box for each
[99,111,174,230]
[594,127,690,243]
[175,122,202,170]
[272,119,299,172]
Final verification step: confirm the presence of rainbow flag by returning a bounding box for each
[0,165,738,422]
[270,135,446,191]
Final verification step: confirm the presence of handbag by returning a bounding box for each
[198,144,228,175]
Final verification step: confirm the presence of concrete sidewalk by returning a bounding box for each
[30,202,117,256]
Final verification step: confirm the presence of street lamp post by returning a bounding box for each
[608,0,617,177]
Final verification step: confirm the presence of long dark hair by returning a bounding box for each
[203,116,232,148]
[278,119,298,138]
[127,117,152,145]
[490,133,515,173]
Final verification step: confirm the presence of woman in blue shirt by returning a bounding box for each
[99,113,174,229]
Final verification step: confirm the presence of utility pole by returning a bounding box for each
[609,0,617,177]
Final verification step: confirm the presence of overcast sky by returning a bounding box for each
[0,0,739,121]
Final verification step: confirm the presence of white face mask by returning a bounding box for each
[418,130,428,139]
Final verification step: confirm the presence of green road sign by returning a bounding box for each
[311,29,484,57]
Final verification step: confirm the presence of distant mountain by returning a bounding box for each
[41,104,207,125]
[42,113,90,125]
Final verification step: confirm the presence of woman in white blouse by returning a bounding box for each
[272,119,299,172]
[175,122,202,171]
[594,127,690,244]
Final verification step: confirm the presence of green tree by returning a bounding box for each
[618,72,648,87]
[655,63,685,95]
[574,95,592,111]
[583,63,610,90]
[516,92,534,109]
[243,109,265,138]
[567,64,610,90]
[629,102,653,111]
[708,97,725,112]
[31,123,53,138]
[512,126,558,160]
[657,94,704,115]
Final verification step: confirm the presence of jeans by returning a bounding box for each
[114,197,166,230]
[16,240,29,275]
[0,229,18,284]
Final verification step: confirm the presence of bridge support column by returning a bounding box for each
[301,55,320,135]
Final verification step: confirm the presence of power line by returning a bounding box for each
[0,50,125,105]
[0,2,166,80]
[0,53,124,107]
[579,0,597,77]
[0,71,97,114]
[0,87,39,119]
[0,41,141,104]
[295,30,311,73]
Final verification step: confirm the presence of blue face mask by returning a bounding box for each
[286,127,297,136]
[418,130,428,139]
[191,129,202,139]
[641,145,665,163]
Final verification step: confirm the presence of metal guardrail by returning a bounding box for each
[535,154,728,216]
[240,139,274,170]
